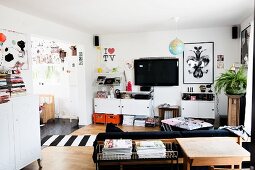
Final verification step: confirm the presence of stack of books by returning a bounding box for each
[102,139,132,160]
[7,74,26,97]
[0,73,10,103]
[135,140,166,159]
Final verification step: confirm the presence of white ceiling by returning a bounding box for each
[0,0,253,34]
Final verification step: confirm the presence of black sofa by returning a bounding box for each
[92,129,237,163]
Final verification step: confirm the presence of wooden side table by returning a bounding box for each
[158,106,179,123]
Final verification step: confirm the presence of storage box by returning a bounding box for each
[122,115,135,126]
[93,113,106,124]
[105,114,121,125]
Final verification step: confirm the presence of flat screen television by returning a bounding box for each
[134,58,179,86]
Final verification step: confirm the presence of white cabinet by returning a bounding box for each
[198,101,215,118]
[0,102,15,170]
[94,98,151,116]
[94,98,121,114]
[181,101,215,119]
[121,99,151,116]
[0,95,41,170]
[181,101,199,118]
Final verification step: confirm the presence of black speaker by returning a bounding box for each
[94,35,99,47]
[232,26,239,39]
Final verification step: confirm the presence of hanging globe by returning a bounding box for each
[169,38,184,55]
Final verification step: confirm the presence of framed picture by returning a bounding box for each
[241,25,251,65]
[183,42,214,84]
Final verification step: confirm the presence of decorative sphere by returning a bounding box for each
[169,38,184,55]
[0,33,6,43]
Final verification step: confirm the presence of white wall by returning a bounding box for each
[100,27,240,116]
[0,4,96,125]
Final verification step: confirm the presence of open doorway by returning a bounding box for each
[31,36,84,138]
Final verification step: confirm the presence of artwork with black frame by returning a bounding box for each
[183,42,214,84]
[241,25,251,65]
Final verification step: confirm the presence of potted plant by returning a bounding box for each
[214,66,247,95]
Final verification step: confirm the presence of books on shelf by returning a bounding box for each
[96,76,121,86]
[135,140,166,159]
[102,139,132,159]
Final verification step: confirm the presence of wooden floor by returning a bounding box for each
[23,124,160,170]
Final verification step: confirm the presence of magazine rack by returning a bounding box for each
[96,139,179,170]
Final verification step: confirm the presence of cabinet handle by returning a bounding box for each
[118,106,120,107]
[182,108,184,110]
[212,109,214,111]
[95,105,97,107]
[122,106,124,108]
[147,107,149,108]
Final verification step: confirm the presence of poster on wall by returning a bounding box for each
[102,47,116,62]
[241,25,251,65]
[217,55,224,69]
[0,29,29,70]
[78,52,83,65]
[183,42,214,84]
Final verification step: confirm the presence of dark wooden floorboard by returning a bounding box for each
[40,118,80,140]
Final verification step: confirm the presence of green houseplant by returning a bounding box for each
[215,66,247,95]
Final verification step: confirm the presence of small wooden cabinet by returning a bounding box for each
[39,95,55,123]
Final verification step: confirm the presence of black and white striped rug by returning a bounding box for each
[41,135,96,147]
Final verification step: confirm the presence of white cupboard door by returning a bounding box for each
[0,103,15,170]
[94,98,121,114]
[181,101,199,118]
[198,101,215,119]
[12,96,41,169]
[121,99,151,116]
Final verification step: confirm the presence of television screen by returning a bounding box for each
[134,58,179,86]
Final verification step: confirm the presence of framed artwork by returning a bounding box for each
[183,42,214,84]
[0,29,29,70]
[241,25,251,65]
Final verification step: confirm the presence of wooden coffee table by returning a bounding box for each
[176,137,250,170]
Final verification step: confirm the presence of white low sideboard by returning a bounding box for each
[94,98,151,116]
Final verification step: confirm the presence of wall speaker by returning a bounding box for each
[232,26,239,39]
[94,35,100,47]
